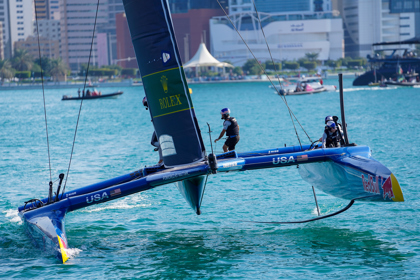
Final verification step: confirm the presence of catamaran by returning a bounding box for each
[19,0,404,263]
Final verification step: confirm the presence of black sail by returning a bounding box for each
[122,0,205,167]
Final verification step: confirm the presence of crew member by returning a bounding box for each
[319,115,345,142]
[322,121,342,148]
[143,96,163,166]
[319,115,334,141]
[214,108,240,152]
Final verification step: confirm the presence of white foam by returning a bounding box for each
[65,247,82,260]
[344,86,396,92]
[311,207,321,216]
[4,209,22,225]
[81,195,153,213]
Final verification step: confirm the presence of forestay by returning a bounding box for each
[123,0,205,167]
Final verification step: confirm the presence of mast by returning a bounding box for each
[122,0,206,167]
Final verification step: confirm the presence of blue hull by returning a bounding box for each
[18,144,403,262]
[298,146,404,202]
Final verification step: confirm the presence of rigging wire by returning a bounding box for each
[61,0,101,198]
[251,0,313,143]
[34,2,52,183]
[215,0,313,146]
[250,0,302,147]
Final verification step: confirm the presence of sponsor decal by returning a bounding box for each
[159,94,182,110]
[163,171,188,181]
[297,155,308,162]
[86,192,109,204]
[66,191,77,197]
[268,150,279,154]
[159,134,177,157]
[273,156,295,165]
[381,176,395,200]
[162,51,171,64]
[361,174,395,200]
[362,174,381,195]
[110,188,121,197]
[223,162,237,168]
[160,75,168,93]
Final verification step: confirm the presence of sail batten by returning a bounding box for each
[123,0,206,167]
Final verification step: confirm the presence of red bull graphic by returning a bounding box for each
[56,229,69,263]
[361,174,396,200]
[381,176,395,200]
[361,174,381,195]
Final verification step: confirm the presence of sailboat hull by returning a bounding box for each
[298,147,404,202]
[20,206,69,263]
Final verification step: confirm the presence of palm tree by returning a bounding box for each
[49,58,68,82]
[12,49,33,71]
[0,60,14,85]
[305,52,319,62]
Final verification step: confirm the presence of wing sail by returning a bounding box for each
[122,0,205,166]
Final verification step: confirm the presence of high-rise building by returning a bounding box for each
[34,0,61,20]
[60,0,108,71]
[229,0,332,14]
[0,0,11,58]
[14,35,59,59]
[342,0,416,58]
[115,12,136,68]
[0,21,4,60]
[33,19,60,40]
[389,0,420,37]
[9,0,34,56]
[32,19,60,59]
[210,0,343,66]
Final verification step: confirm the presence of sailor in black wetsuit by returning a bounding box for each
[214,108,240,152]
[322,121,342,148]
[143,96,163,166]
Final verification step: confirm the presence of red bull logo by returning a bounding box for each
[361,174,395,200]
[381,176,395,200]
[361,174,381,194]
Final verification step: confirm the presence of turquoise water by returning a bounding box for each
[1,79,419,278]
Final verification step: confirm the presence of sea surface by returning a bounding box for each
[1,78,419,279]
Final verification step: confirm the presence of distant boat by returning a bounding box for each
[62,91,123,100]
[384,72,420,87]
[271,76,336,95]
[353,37,420,86]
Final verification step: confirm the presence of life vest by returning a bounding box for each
[225,117,239,137]
[324,128,341,148]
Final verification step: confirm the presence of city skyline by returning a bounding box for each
[0,0,419,71]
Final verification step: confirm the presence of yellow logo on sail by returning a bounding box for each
[160,75,168,93]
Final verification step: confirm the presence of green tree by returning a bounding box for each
[15,71,31,79]
[347,59,364,68]
[49,59,68,81]
[326,59,342,69]
[242,59,264,75]
[0,60,14,84]
[305,52,319,61]
[283,61,300,70]
[12,49,33,71]
[34,57,52,74]
[264,60,282,71]
[121,68,137,76]
[105,64,122,76]
[302,61,317,71]
[233,66,243,76]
